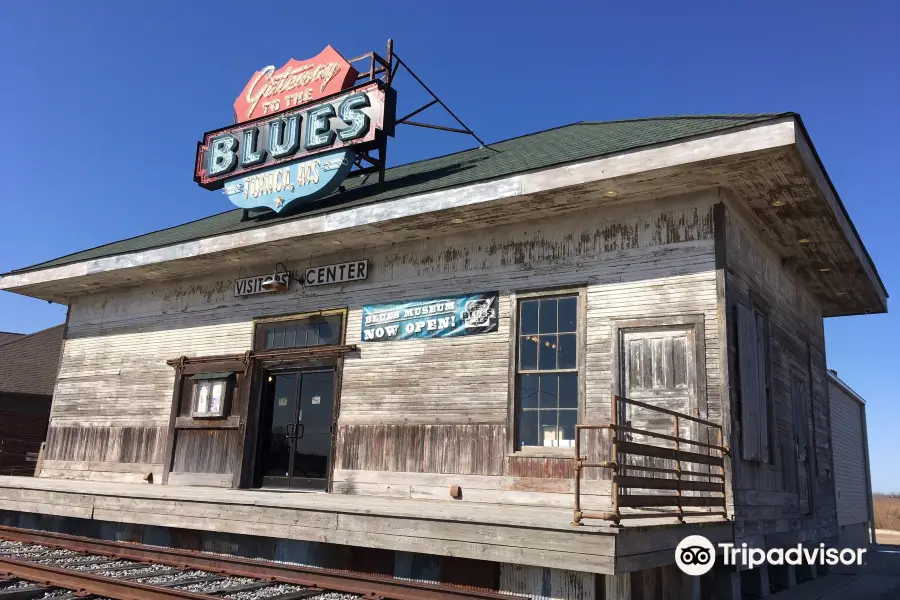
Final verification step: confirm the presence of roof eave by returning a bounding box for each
[0,117,885,319]
[827,370,866,405]
[791,115,888,309]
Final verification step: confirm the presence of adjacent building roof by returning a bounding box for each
[827,369,866,405]
[0,324,65,397]
[0,332,24,346]
[7,114,789,275]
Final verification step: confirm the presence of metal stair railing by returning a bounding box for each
[572,394,730,526]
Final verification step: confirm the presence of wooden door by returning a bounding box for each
[620,326,699,491]
[791,375,811,514]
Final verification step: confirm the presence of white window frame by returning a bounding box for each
[507,287,587,456]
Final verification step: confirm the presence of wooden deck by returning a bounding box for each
[0,476,733,574]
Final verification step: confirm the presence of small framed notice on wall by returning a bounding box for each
[190,372,233,418]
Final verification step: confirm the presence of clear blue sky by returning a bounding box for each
[0,2,897,490]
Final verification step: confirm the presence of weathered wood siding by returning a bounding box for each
[336,424,505,475]
[40,426,166,482]
[165,370,249,487]
[723,202,837,545]
[44,191,723,502]
[51,325,252,426]
[827,377,870,527]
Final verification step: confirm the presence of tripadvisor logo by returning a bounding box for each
[675,535,716,576]
[675,534,868,576]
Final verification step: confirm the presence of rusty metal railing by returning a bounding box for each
[572,395,729,526]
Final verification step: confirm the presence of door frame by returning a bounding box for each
[243,357,344,491]
[609,314,708,424]
[790,367,813,515]
[238,308,350,492]
[257,366,338,491]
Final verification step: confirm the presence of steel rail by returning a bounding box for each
[0,525,523,600]
[0,554,212,600]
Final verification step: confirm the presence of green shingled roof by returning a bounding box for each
[10,114,791,274]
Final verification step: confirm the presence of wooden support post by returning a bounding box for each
[674,415,683,522]
[631,567,659,600]
[719,428,728,519]
[610,396,620,525]
[714,568,742,600]
[680,571,701,600]
[740,564,771,598]
[660,564,681,600]
[603,573,631,600]
[795,561,818,582]
[572,426,582,526]
[769,564,796,591]
[33,441,46,478]
[500,565,596,600]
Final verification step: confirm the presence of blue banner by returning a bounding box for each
[362,292,499,342]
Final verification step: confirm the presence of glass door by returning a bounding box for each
[258,370,335,490]
[260,372,300,489]
[290,371,335,490]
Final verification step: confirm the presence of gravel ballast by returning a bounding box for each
[132,569,218,585]
[37,591,75,599]
[71,560,138,571]
[91,564,172,578]
[0,580,39,590]
[0,544,49,555]
[175,576,258,594]
[308,593,361,600]
[223,583,308,600]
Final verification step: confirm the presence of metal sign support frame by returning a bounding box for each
[347,39,490,188]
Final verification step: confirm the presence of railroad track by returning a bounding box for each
[0,525,517,600]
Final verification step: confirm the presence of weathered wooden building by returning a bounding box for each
[0,114,887,599]
[827,370,874,549]
[0,324,64,476]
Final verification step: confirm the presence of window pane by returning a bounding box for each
[283,327,297,348]
[520,374,539,409]
[261,316,344,349]
[520,336,538,370]
[196,383,210,413]
[538,335,557,370]
[539,374,558,409]
[319,316,341,345]
[539,299,558,333]
[515,293,582,453]
[518,410,538,448]
[520,300,539,335]
[293,322,310,347]
[559,373,578,409]
[559,410,577,448]
[209,382,224,414]
[540,410,558,447]
[558,297,577,332]
[558,333,577,369]
[307,322,320,346]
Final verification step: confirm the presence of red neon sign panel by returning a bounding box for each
[233,45,359,123]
